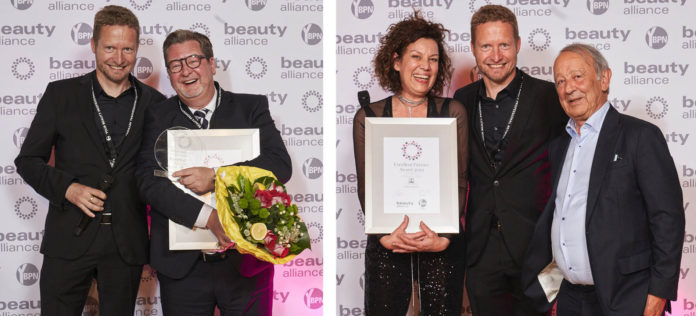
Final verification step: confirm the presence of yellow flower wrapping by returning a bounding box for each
[215,165,297,265]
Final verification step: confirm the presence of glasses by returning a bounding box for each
[166,54,207,73]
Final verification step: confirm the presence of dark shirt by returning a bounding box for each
[91,73,137,159]
[476,68,523,167]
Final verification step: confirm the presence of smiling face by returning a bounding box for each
[393,37,439,100]
[553,51,611,128]
[165,40,216,109]
[471,21,520,90]
[91,25,138,86]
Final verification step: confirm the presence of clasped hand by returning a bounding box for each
[379,215,450,253]
[172,167,215,194]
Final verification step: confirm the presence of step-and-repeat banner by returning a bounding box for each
[337,1,695,315]
[0,0,323,315]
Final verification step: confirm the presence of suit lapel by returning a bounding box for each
[549,133,570,192]
[78,73,110,165]
[585,106,621,226]
[467,81,493,171]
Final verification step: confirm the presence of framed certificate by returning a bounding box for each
[364,117,459,234]
[167,128,260,250]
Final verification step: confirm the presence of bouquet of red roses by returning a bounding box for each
[215,166,311,264]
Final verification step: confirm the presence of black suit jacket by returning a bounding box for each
[522,106,684,315]
[453,70,567,266]
[136,85,292,279]
[15,71,165,265]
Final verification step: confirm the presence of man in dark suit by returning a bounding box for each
[522,43,684,316]
[136,30,291,316]
[452,5,567,315]
[14,5,165,316]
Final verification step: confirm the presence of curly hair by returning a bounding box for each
[373,12,452,97]
[470,5,519,45]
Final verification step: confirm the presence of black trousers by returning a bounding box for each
[39,224,143,316]
[465,229,543,316]
[158,253,274,316]
[556,279,604,316]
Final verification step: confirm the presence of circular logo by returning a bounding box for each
[302,90,323,113]
[351,0,374,19]
[645,26,668,49]
[419,198,428,207]
[16,263,39,286]
[301,23,323,45]
[528,28,551,52]
[140,265,157,283]
[132,57,154,79]
[401,140,423,161]
[129,0,152,10]
[359,273,365,290]
[302,158,323,179]
[469,0,492,13]
[356,209,365,226]
[645,96,668,119]
[245,57,267,79]
[586,0,609,15]
[353,66,375,90]
[303,288,323,309]
[12,57,35,80]
[245,0,267,11]
[190,23,211,38]
[15,196,38,220]
[71,23,92,45]
[11,0,32,10]
[306,222,323,244]
[469,66,483,82]
[13,127,29,148]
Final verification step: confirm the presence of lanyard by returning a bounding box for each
[177,85,221,129]
[90,79,138,168]
[478,75,524,165]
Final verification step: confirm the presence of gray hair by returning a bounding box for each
[559,43,610,80]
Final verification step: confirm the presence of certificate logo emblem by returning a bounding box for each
[401,140,423,161]
[419,198,428,208]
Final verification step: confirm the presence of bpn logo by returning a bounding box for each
[11,0,33,10]
[245,0,266,11]
[587,0,609,15]
[302,158,323,180]
[132,57,153,79]
[646,26,668,49]
[14,127,29,148]
[301,23,323,45]
[303,288,323,309]
[351,0,374,19]
[71,23,92,45]
[16,263,39,286]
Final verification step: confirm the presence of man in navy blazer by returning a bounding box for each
[136,30,291,315]
[522,43,684,316]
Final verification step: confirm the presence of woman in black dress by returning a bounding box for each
[352,12,469,316]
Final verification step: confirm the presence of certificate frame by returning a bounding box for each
[364,117,459,234]
[167,128,260,250]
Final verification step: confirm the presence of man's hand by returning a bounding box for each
[173,167,215,195]
[206,209,232,247]
[400,221,450,252]
[65,182,106,218]
[379,215,426,253]
[643,294,666,316]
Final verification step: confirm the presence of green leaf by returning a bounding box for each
[289,221,311,255]
[255,176,275,188]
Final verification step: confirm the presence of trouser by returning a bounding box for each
[465,228,543,316]
[158,253,274,316]
[40,224,143,316]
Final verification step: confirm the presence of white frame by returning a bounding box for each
[365,117,459,234]
[167,128,260,250]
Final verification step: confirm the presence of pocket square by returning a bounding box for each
[612,153,623,162]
